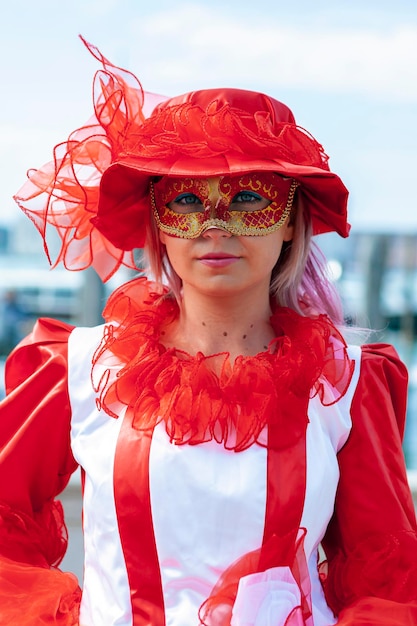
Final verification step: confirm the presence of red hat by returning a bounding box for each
[14,38,350,281]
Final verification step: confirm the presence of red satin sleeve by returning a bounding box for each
[0,318,81,625]
[321,343,417,624]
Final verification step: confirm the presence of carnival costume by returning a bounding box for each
[1,38,417,626]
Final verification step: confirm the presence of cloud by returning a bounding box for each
[127,4,417,102]
[345,143,417,230]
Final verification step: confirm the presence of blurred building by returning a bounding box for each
[320,231,417,469]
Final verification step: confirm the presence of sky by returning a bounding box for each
[1,0,417,233]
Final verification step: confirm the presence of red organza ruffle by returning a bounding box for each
[12,39,164,281]
[0,555,80,625]
[91,277,354,452]
[121,95,328,168]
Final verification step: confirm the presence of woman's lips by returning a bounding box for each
[198,253,240,268]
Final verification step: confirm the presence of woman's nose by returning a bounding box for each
[202,226,232,239]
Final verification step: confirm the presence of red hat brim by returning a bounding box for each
[94,155,350,251]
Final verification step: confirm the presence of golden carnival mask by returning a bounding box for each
[150,172,299,238]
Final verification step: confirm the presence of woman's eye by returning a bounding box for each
[230,191,269,211]
[168,193,204,213]
[232,191,263,203]
[175,193,201,205]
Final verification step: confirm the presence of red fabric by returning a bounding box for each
[92,277,354,452]
[0,556,80,625]
[336,597,417,625]
[0,318,81,621]
[113,409,165,626]
[321,344,417,623]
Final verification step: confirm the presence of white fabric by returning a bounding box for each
[231,566,304,626]
[149,423,267,625]
[68,325,133,626]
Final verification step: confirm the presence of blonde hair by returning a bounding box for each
[270,198,344,324]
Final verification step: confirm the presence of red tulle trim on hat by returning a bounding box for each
[121,97,329,169]
[91,278,354,452]
[12,39,161,281]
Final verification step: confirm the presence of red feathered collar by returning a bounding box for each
[92,277,354,452]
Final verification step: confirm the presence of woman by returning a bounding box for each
[1,39,417,626]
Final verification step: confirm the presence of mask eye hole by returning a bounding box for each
[230,191,269,212]
[168,193,204,214]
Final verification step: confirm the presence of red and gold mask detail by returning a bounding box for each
[150,172,298,238]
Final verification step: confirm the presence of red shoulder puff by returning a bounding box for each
[321,344,417,624]
[0,318,81,624]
